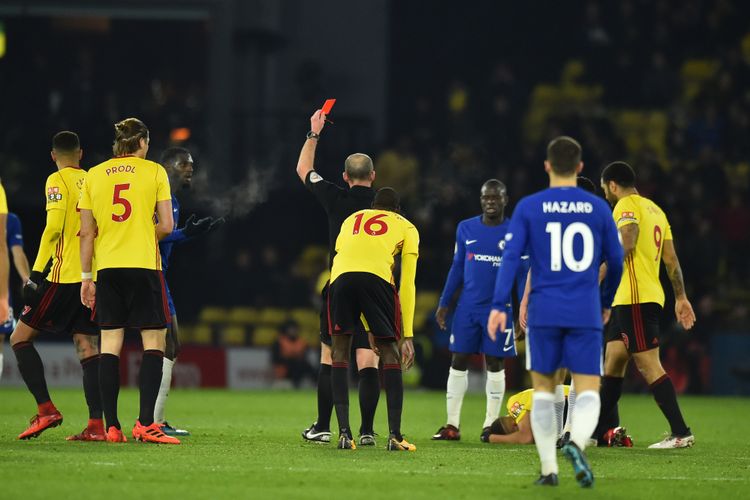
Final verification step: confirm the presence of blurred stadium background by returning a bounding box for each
[1,0,749,396]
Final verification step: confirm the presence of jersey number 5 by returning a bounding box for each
[546,222,594,272]
[112,183,132,222]
[352,213,388,236]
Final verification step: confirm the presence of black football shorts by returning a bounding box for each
[328,272,401,341]
[94,268,170,330]
[20,281,99,336]
[606,303,662,353]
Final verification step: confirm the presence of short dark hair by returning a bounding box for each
[601,161,636,188]
[113,117,149,156]
[481,179,506,193]
[546,136,582,175]
[52,131,80,153]
[160,147,190,168]
[344,153,374,181]
[576,176,597,194]
[372,187,400,212]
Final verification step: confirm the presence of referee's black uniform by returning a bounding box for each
[304,170,373,348]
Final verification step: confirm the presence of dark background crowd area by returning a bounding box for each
[1,0,749,393]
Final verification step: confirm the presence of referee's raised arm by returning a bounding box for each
[295,109,327,184]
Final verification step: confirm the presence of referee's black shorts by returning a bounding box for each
[328,272,401,341]
[20,281,99,336]
[319,281,371,349]
[605,302,661,353]
[94,268,171,330]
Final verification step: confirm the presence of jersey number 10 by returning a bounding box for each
[545,222,594,272]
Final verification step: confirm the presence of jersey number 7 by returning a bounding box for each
[112,183,132,222]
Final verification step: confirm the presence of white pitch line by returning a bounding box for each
[263,466,747,482]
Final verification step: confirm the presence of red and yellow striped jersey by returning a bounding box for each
[612,194,672,306]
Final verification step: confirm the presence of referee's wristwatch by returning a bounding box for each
[306,130,320,140]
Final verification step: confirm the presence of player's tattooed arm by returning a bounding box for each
[619,223,639,258]
[661,240,686,299]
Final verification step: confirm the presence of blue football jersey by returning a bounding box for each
[492,187,623,328]
[6,213,23,249]
[439,216,528,311]
[159,194,186,272]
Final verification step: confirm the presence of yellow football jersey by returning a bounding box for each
[79,156,171,271]
[507,386,570,424]
[0,181,7,214]
[330,209,419,285]
[611,194,672,307]
[43,168,93,283]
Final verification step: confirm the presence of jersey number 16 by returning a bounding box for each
[545,222,594,272]
[352,213,388,236]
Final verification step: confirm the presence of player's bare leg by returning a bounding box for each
[0,333,5,383]
[331,334,355,449]
[10,323,63,439]
[433,352,469,440]
[355,345,379,445]
[377,338,415,451]
[483,355,505,439]
[66,333,104,441]
[562,373,600,487]
[595,340,630,445]
[632,347,693,448]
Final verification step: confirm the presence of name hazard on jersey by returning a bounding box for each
[542,201,593,213]
[106,165,136,176]
[467,252,502,267]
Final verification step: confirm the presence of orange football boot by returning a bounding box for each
[106,426,128,443]
[132,420,180,445]
[67,419,106,441]
[18,410,63,440]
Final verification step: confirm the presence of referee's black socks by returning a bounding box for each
[358,367,380,436]
[99,353,121,430]
[138,350,164,427]
[331,361,351,435]
[316,364,333,432]
[383,363,403,440]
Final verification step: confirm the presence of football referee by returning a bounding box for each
[297,108,381,446]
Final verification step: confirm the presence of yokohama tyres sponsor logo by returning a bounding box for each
[467,252,502,267]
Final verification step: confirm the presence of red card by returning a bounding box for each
[321,99,336,115]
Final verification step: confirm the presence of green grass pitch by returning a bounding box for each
[1,388,748,499]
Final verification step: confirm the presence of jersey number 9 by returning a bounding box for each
[545,222,594,272]
[112,183,132,222]
[352,213,388,236]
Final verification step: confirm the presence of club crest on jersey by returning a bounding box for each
[498,239,506,251]
[47,187,62,202]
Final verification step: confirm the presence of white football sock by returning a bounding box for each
[446,367,468,428]
[483,369,505,428]
[154,357,175,424]
[0,352,4,382]
[554,384,565,438]
[570,390,600,450]
[563,379,576,434]
[531,391,558,476]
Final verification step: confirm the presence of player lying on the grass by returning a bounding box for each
[10,132,106,441]
[154,147,224,437]
[433,179,528,442]
[483,386,569,444]
[79,118,178,444]
[328,187,417,451]
[595,161,696,449]
[296,108,381,446]
[0,211,31,382]
[488,137,624,487]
